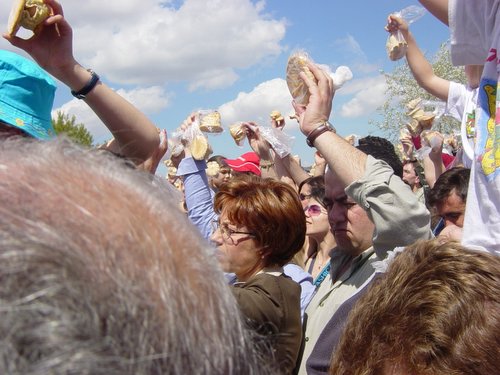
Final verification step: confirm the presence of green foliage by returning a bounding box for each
[371,43,466,142]
[52,111,94,147]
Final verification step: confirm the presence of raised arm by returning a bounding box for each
[418,0,449,25]
[245,123,279,179]
[3,0,159,164]
[421,131,446,188]
[294,63,432,255]
[293,63,366,188]
[386,15,450,101]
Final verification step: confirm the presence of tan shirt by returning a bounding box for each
[298,249,377,374]
[297,156,432,374]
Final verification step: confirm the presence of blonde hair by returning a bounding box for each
[330,239,500,375]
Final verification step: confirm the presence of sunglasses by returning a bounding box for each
[304,204,326,217]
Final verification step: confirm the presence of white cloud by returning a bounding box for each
[335,35,365,58]
[52,86,171,140]
[339,75,387,118]
[332,34,380,74]
[218,78,297,128]
[56,0,287,90]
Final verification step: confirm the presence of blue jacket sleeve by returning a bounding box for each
[177,157,217,239]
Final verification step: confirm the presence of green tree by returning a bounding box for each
[371,43,466,141]
[52,111,94,147]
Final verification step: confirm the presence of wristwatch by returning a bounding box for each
[306,121,336,147]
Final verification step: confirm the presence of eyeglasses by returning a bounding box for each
[211,219,255,243]
[299,193,312,201]
[304,204,326,217]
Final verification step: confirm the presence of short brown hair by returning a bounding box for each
[214,175,306,266]
[427,167,470,207]
[330,239,500,375]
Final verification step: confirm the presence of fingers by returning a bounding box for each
[157,130,169,157]
[3,34,29,51]
[292,100,306,115]
[308,62,334,96]
[44,0,64,16]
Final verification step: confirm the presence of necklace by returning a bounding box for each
[315,255,329,270]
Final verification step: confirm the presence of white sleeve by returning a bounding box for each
[446,81,468,121]
[449,0,499,66]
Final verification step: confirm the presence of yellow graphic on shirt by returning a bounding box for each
[480,84,499,176]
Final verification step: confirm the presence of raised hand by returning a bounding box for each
[3,0,76,81]
[292,63,334,136]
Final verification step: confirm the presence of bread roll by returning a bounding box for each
[7,0,51,37]
[270,110,284,122]
[199,111,223,133]
[286,54,317,105]
[190,135,209,160]
[386,33,408,61]
[229,123,246,145]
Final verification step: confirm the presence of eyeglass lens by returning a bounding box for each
[305,204,323,216]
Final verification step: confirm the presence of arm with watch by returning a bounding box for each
[293,62,368,188]
[3,0,159,164]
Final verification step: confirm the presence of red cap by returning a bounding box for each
[225,152,261,176]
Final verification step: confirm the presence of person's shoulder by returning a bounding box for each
[251,273,301,294]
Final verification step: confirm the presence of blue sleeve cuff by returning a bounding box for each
[177,157,207,176]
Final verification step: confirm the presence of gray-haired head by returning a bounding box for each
[0,137,274,374]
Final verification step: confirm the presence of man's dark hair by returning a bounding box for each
[356,136,403,178]
[427,167,470,207]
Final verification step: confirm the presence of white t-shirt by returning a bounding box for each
[449,0,500,256]
[446,81,477,166]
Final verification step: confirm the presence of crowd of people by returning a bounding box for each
[0,0,498,374]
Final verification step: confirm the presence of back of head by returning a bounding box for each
[330,239,500,375]
[356,136,403,178]
[0,50,56,139]
[0,137,272,375]
[214,174,306,266]
[427,167,471,207]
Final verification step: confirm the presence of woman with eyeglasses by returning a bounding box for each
[210,175,306,374]
[298,177,337,287]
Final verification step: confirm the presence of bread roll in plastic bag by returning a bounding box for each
[386,5,427,61]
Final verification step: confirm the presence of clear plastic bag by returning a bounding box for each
[198,109,223,134]
[386,5,427,61]
[228,122,247,147]
[416,130,443,160]
[286,50,316,105]
[242,122,294,158]
[178,117,211,160]
[420,99,446,119]
[259,126,295,158]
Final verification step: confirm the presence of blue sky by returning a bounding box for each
[1,0,450,169]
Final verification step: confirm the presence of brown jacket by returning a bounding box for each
[232,272,302,374]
